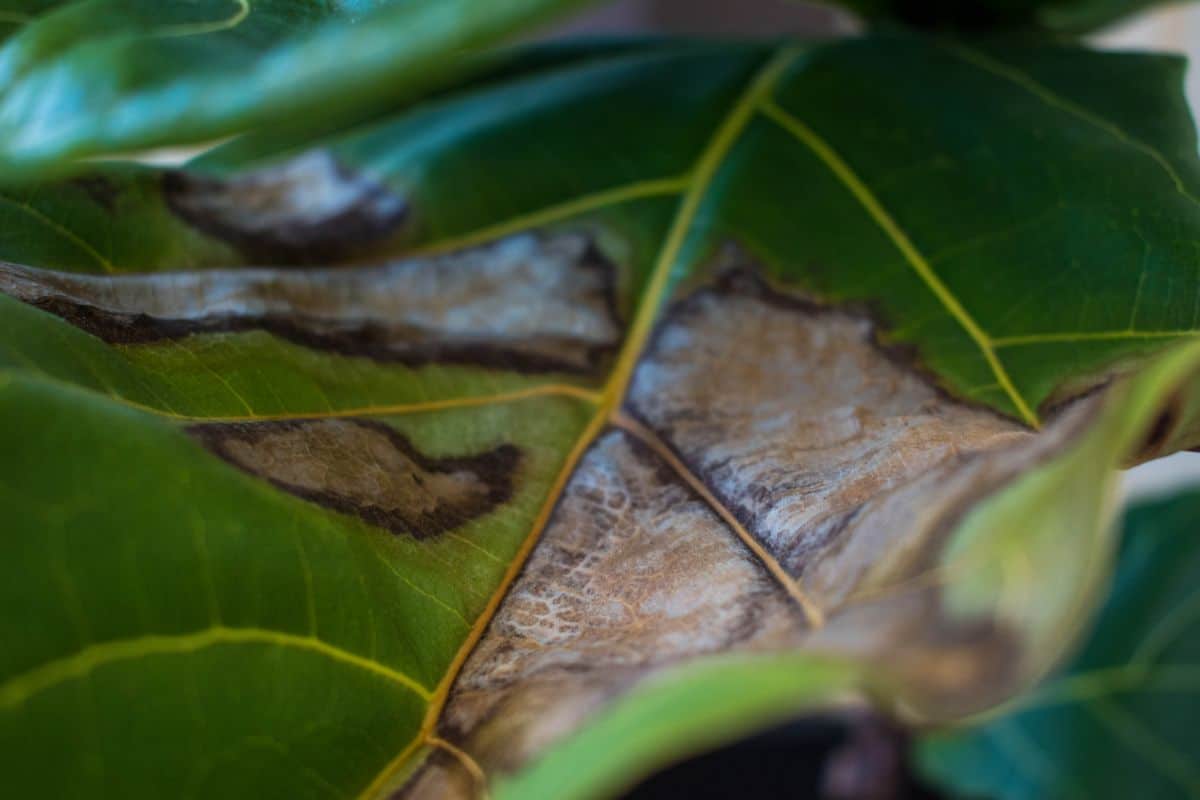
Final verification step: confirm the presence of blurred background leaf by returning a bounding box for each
[0,0,592,180]
[919,487,1200,800]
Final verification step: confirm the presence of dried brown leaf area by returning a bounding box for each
[0,232,620,372]
[0,231,1103,798]
[189,419,520,537]
[163,152,409,262]
[398,259,1092,798]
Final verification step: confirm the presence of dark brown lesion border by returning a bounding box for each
[188,418,522,539]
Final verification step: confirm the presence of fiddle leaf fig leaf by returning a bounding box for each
[3,33,1200,800]
[0,0,587,180]
[918,487,1200,800]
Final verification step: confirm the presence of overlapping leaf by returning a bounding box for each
[3,33,1200,799]
[918,488,1200,800]
[0,0,585,179]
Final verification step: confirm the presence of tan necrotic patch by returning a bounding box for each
[163,151,407,262]
[188,419,520,538]
[625,270,1030,586]
[0,232,622,374]
[399,429,798,796]
[620,267,1094,713]
[398,265,1103,796]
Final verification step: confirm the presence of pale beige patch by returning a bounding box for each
[0,232,620,373]
[626,273,1030,590]
[622,272,1102,712]
[399,429,798,797]
[396,268,1105,796]
[189,419,519,538]
[163,150,406,261]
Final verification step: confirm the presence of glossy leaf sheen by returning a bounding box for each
[2,33,1200,800]
[0,0,584,179]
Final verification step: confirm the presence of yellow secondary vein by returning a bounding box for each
[0,194,114,273]
[760,99,1040,428]
[992,330,1200,347]
[944,41,1200,210]
[405,176,689,258]
[192,383,603,423]
[604,47,803,403]
[1,368,600,422]
[0,626,432,711]
[613,412,825,628]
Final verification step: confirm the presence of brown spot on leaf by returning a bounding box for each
[163,151,407,263]
[415,429,798,783]
[0,232,622,375]
[188,419,520,538]
[398,258,1103,797]
[626,266,1028,583]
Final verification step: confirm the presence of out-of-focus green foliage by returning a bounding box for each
[920,487,1200,800]
[0,0,587,179]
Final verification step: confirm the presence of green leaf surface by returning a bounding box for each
[11,37,1200,421]
[918,487,1200,800]
[0,0,586,180]
[4,32,1200,800]
[823,0,1184,33]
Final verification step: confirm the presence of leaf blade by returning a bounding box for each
[0,0,589,179]
[4,31,1200,800]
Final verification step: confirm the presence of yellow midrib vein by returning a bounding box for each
[405,176,690,258]
[603,47,802,405]
[358,45,810,799]
[0,626,432,711]
[759,98,1040,428]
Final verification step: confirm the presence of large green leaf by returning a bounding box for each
[918,487,1200,800]
[0,0,585,180]
[4,33,1200,799]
